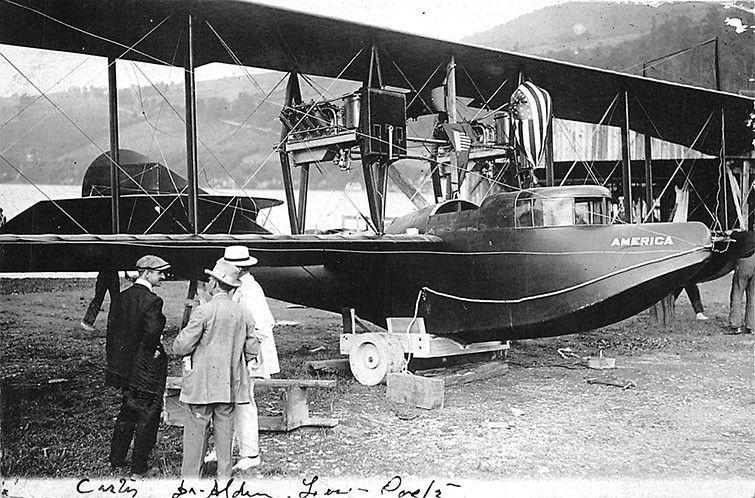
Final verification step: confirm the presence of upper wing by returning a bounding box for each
[0,232,445,275]
[0,0,752,155]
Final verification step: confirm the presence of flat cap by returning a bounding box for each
[136,255,171,271]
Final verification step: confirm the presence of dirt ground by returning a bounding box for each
[0,275,753,487]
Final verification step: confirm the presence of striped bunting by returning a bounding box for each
[510,81,552,169]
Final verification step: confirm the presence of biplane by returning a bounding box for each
[0,0,753,383]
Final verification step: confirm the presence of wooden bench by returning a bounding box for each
[163,376,339,432]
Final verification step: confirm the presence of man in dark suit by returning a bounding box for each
[106,255,171,477]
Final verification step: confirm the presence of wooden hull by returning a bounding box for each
[253,222,712,341]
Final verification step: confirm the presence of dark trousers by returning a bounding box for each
[109,386,163,474]
[675,283,704,314]
[684,283,704,314]
[83,270,120,326]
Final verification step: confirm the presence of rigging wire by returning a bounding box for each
[460,63,490,113]
[621,38,718,74]
[0,51,180,228]
[633,95,719,227]
[471,78,510,122]
[559,93,620,186]
[0,155,90,233]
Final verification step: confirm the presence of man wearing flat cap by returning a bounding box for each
[106,254,170,477]
[173,260,258,478]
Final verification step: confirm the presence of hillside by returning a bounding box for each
[467,1,753,92]
[465,1,713,54]
[0,1,752,188]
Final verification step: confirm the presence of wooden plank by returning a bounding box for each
[386,317,426,334]
[428,338,508,357]
[257,378,337,389]
[341,308,356,334]
[302,417,339,428]
[164,376,338,432]
[439,362,509,387]
[305,358,351,375]
[386,372,444,410]
[166,376,336,390]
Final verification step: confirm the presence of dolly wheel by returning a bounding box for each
[348,334,404,386]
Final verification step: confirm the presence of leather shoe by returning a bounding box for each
[724,327,742,335]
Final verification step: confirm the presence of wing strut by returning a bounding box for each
[362,45,388,233]
[280,72,303,234]
[107,57,121,234]
[446,56,460,198]
[184,11,199,234]
[620,89,633,223]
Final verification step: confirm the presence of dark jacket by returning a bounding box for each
[106,282,167,394]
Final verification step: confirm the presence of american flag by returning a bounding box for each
[510,81,552,169]
[442,123,477,175]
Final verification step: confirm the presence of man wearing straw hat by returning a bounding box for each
[173,259,258,478]
[107,255,170,478]
[219,245,279,471]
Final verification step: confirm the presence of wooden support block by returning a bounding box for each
[649,293,675,329]
[386,372,444,410]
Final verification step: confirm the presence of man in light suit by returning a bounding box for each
[219,245,279,471]
[173,260,258,478]
[107,255,170,477]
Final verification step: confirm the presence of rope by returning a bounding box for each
[420,246,707,305]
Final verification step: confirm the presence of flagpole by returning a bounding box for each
[446,56,459,198]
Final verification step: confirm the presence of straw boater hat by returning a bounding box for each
[221,245,258,267]
[204,260,242,288]
[135,255,171,272]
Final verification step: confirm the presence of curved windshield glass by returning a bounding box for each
[516,197,608,227]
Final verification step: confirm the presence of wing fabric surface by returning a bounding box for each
[0,0,752,155]
[0,233,444,274]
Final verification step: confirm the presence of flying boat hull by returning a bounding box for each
[246,221,712,342]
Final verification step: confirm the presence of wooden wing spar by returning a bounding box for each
[0,0,753,155]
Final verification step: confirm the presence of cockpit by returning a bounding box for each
[475,185,613,230]
[515,195,611,227]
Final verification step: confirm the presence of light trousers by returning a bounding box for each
[729,255,755,329]
[234,381,259,458]
[182,403,235,478]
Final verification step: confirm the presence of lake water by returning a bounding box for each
[0,182,422,277]
[0,183,421,234]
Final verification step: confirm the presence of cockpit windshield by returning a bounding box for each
[516,196,609,228]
